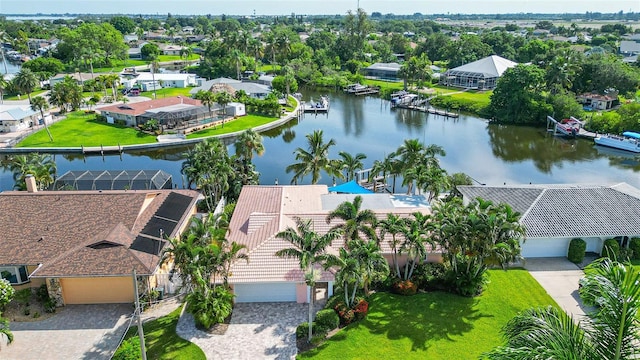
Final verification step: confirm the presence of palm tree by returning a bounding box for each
[235,129,265,162]
[338,151,366,182]
[348,238,388,295]
[30,96,53,142]
[194,90,216,125]
[230,49,244,80]
[0,77,7,104]
[9,153,56,190]
[275,217,342,342]
[378,213,406,279]
[13,68,39,103]
[484,258,640,360]
[286,130,336,184]
[215,91,233,127]
[400,212,433,280]
[149,54,160,99]
[326,195,377,243]
[395,139,425,194]
[330,247,364,309]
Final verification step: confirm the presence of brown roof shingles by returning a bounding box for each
[98,96,202,117]
[0,189,199,278]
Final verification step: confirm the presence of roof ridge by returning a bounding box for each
[520,188,546,220]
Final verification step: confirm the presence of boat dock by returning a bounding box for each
[547,116,596,139]
[344,84,380,96]
[302,96,330,113]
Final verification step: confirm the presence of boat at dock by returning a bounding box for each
[343,83,380,96]
[303,96,330,113]
[594,131,640,153]
[547,116,585,137]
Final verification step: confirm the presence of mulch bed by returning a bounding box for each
[202,311,232,335]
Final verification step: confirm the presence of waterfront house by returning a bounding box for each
[442,55,518,90]
[0,104,51,133]
[120,72,197,89]
[226,185,433,303]
[577,92,618,111]
[0,177,199,305]
[363,62,402,81]
[161,44,187,56]
[50,72,97,87]
[98,96,207,127]
[458,183,640,258]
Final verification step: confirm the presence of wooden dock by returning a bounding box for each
[344,84,380,96]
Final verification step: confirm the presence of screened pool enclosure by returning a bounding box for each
[53,170,173,191]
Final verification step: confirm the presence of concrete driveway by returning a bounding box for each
[524,257,590,320]
[3,304,132,360]
[177,302,309,360]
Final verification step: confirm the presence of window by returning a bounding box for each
[0,265,30,285]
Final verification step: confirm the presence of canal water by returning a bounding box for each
[1,89,639,191]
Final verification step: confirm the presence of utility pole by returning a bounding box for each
[132,269,147,360]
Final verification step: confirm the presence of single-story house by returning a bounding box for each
[228,82,271,99]
[457,183,640,258]
[226,185,433,303]
[50,73,97,87]
[121,72,197,89]
[161,44,187,56]
[577,92,619,111]
[98,96,208,127]
[442,55,518,90]
[190,78,271,100]
[0,104,51,133]
[0,177,200,305]
[619,40,640,56]
[363,62,401,81]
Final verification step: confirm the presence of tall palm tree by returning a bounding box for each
[286,130,336,184]
[275,217,342,342]
[330,247,364,309]
[30,96,53,142]
[149,54,160,99]
[484,258,640,360]
[0,77,7,104]
[194,90,216,125]
[13,68,39,103]
[9,153,56,190]
[400,212,433,280]
[215,91,233,127]
[378,213,406,279]
[326,195,377,243]
[235,129,265,162]
[348,238,388,295]
[338,151,366,182]
[395,139,425,194]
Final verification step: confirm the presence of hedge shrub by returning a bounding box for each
[629,238,640,260]
[315,309,339,331]
[602,238,620,259]
[413,262,447,291]
[567,238,586,263]
[296,321,328,340]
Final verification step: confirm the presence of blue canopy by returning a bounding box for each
[623,131,640,140]
[328,180,373,194]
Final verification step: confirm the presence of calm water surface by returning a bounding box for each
[1,89,639,191]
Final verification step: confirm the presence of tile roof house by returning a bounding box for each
[457,183,640,258]
[98,96,205,127]
[0,182,200,305]
[227,185,432,303]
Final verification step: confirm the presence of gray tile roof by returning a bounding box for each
[459,184,640,238]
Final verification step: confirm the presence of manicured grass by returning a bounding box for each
[299,269,557,360]
[447,90,493,107]
[17,111,157,147]
[186,114,280,139]
[118,306,205,360]
[139,87,194,98]
[257,64,281,73]
[362,79,405,91]
[4,89,48,101]
[93,59,147,73]
[157,54,199,62]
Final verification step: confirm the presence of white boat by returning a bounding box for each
[594,131,640,153]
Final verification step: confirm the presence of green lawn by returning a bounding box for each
[299,269,557,360]
[17,111,157,147]
[362,79,405,91]
[157,54,199,62]
[93,59,147,73]
[447,90,493,107]
[257,64,281,73]
[139,87,194,98]
[4,89,48,101]
[187,114,280,139]
[116,306,205,360]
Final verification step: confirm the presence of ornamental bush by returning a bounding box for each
[413,262,447,291]
[602,238,620,260]
[567,238,586,263]
[629,238,640,260]
[0,278,15,312]
[392,279,418,296]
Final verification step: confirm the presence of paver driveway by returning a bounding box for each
[3,304,132,360]
[177,302,309,360]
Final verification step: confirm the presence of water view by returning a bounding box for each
[1,89,639,191]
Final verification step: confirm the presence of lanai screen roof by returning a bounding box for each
[446,55,518,78]
[53,170,172,191]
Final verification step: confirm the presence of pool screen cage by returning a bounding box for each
[442,70,497,90]
[53,170,173,191]
[137,106,212,130]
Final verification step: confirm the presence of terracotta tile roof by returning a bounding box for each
[228,185,433,284]
[0,189,199,277]
[98,96,202,117]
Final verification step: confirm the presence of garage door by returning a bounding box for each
[521,238,570,258]
[234,283,296,303]
[61,277,134,304]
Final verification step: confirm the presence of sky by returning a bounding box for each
[1,0,639,16]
